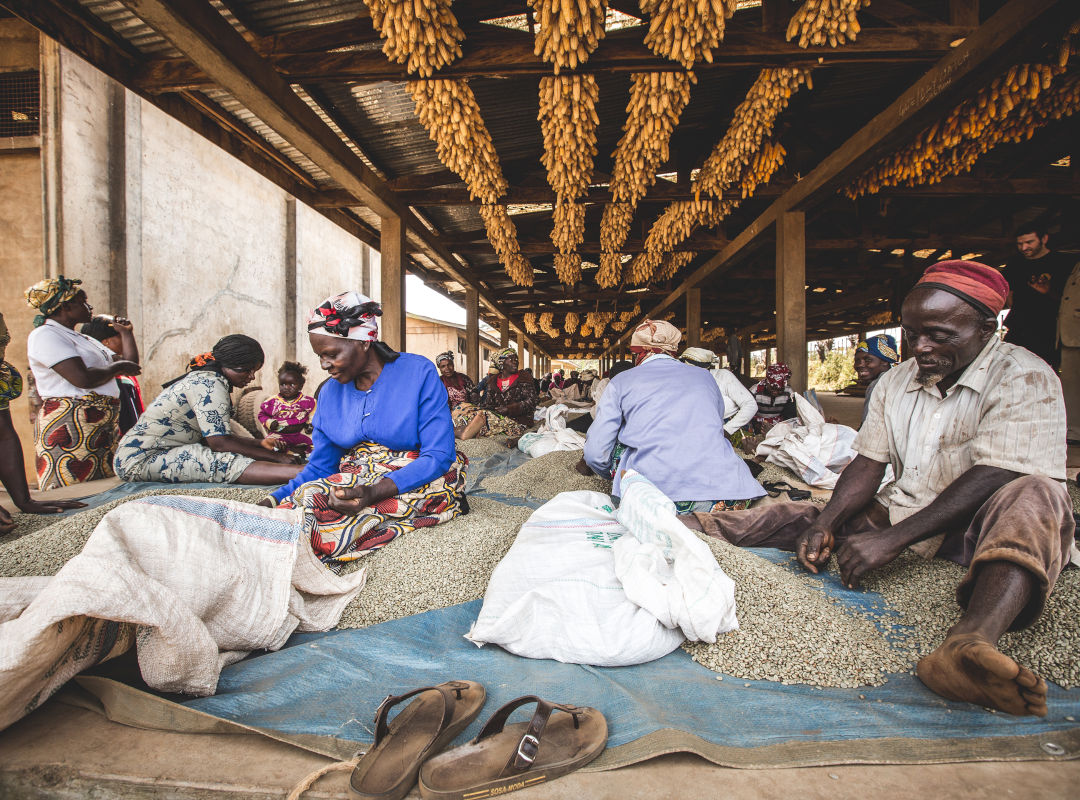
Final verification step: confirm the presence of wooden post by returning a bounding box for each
[465,288,479,382]
[380,213,406,350]
[686,288,701,349]
[776,211,807,393]
[517,332,525,366]
[499,318,510,348]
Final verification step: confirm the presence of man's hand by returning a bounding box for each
[836,530,906,589]
[111,317,134,333]
[795,524,834,574]
[328,484,378,515]
[16,498,87,514]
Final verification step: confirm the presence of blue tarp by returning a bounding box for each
[181,598,1080,764]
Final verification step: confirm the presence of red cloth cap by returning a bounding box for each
[915,260,1009,317]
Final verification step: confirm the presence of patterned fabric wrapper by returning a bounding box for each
[0,362,23,412]
[35,394,120,489]
[279,442,469,561]
[450,402,526,438]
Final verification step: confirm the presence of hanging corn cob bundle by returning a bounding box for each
[478,205,534,286]
[640,0,737,69]
[585,311,614,336]
[564,311,581,334]
[597,204,634,288]
[660,311,676,322]
[554,252,583,284]
[701,326,725,344]
[597,252,624,289]
[846,39,1080,198]
[603,337,611,348]
[580,321,593,337]
[786,0,868,49]
[564,338,573,347]
[539,312,561,338]
[655,251,695,282]
[367,0,465,77]
[524,313,540,334]
[528,0,608,73]
[551,200,587,256]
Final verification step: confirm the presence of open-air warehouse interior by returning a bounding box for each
[4,0,1077,394]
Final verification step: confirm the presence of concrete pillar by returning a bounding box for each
[284,197,298,360]
[499,318,510,348]
[686,287,701,348]
[776,211,807,393]
[380,214,406,350]
[465,287,479,382]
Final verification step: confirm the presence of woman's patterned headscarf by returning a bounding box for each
[25,276,83,327]
[308,291,381,341]
[491,347,517,370]
[435,350,455,367]
[764,362,792,391]
[630,319,681,354]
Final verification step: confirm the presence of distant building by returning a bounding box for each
[406,313,502,375]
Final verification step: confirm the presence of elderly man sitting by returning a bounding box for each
[681,261,1075,717]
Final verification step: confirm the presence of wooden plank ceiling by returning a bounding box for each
[5,0,1078,358]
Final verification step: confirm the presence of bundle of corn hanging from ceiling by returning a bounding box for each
[529,0,608,73]
[580,322,592,337]
[610,73,694,207]
[409,80,508,204]
[524,312,540,334]
[478,205,534,286]
[603,337,611,348]
[660,311,676,322]
[564,337,572,347]
[554,252,584,284]
[539,312,561,337]
[564,311,581,334]
[367,0,465,77]
[655,251,695,282]
[695,68,810,199]
[551,200,587,257]
[786,0,868,49]
[597,252,623,290]
[845,47,1080,198]
[539,75,600,200]
[627,250,663,284]
[701,326,725,343]
[585,310,614,336]
[640,0,737,69]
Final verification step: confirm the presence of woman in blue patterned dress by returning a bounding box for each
[113,335,302,485]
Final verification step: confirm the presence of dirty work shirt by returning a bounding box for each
[271,353,455,503]
[584,353,764,503]
[854,335,1066,539]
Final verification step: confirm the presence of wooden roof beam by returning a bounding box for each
[135,25,971,92]
[604,0,1075,354]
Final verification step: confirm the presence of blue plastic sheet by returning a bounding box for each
[182,599,1080,754]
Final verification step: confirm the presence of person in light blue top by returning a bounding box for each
[584,319,764,513]
[261,291,467,561]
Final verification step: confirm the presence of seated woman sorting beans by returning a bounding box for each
[452,347,538,440]
[113,335,302,485]
[260,292,467,561]
[434,350,474,410]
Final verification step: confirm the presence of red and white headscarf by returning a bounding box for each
[308,291,381,341]
[764,363,791,391]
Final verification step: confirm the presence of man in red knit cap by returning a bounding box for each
[682,260,1074,717]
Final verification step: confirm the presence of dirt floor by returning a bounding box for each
[2,391,1078,798]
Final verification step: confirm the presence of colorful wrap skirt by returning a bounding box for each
[35,394,120,489]
[279,442,469,562]
[450,402,526,438]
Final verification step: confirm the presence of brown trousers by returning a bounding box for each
[692,475,1076,629]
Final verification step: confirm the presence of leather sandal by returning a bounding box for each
[348,680,486,800]
[418,696,607,800]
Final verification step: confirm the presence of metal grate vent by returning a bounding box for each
[0,71,39,137]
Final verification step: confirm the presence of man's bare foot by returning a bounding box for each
[916,632,1047,716]
[678,513,704,533]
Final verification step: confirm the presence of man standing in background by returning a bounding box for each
[1002,224,1073,368]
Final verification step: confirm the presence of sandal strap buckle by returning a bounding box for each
[516,733,540,765]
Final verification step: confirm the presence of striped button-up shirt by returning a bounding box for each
[854,335,1067,537]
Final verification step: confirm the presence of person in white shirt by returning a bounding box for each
[679,347,757,436]
[24,276,141,489]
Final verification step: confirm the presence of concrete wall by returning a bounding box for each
[405,316,498,374]
[0,19,44,478]
[40,44,379,409]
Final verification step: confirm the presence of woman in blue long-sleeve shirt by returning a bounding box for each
[260,292,467,561]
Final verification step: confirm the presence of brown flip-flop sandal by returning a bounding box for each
[349,680,486,800]
[418,696,607,800]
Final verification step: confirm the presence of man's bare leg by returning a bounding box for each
[917,561,1047,716]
